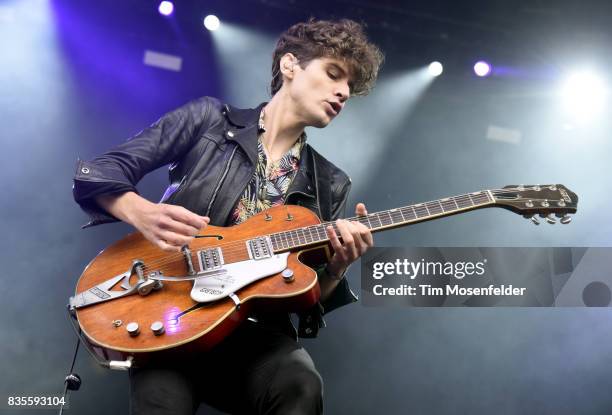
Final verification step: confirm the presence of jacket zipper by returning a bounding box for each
[205,144,238,217]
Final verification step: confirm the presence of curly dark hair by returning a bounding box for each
[270,18,384,97]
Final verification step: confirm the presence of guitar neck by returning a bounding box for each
[270,190,495,252]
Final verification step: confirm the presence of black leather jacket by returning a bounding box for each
[72,96,358,337]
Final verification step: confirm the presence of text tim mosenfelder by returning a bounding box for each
[370,259,526,297]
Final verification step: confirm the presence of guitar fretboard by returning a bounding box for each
[269,190,493,252]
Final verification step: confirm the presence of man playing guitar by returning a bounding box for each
[73,18,383,415]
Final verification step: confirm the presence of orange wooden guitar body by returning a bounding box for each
[74,205,328,367]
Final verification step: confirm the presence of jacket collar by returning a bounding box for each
[222,102,265,166]
[223,102,266,128]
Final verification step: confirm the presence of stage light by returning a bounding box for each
[428,61,443,77]
[204,15,220,31]
[560,70,608,121]
[158,1,174,16]
[474,61,491,77]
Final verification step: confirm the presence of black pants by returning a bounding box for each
[129,321,323,415]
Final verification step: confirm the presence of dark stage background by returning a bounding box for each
[2,0,612,413]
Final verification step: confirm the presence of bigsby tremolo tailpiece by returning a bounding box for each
[68,260,163,312]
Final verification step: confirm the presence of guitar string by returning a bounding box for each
[139,189,568,273]
[140,191,568,275]
[135,189,566,273]
[141,191,501,273]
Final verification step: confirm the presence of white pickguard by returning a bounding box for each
[190,252,290,303]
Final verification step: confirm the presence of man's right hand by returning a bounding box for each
[96,192,209,252]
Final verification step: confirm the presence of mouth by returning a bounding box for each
[325,101,341,116]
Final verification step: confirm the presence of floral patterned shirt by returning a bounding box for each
[231,132,306,225]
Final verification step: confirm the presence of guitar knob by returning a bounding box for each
[529,216,540,225]
[560,215,572,224]
[545,214,556,224]
[281,268,295,283]
[150,321,165,336]
[126,322,140,337]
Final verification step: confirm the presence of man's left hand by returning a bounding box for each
[325,202,374,277]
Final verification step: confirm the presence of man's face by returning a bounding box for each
[287,57,352,128]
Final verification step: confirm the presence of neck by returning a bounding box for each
[261,90,306,158]
[269,190,495,252]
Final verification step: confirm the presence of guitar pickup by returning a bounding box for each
[197,247,224,272]
[247,237,273,260]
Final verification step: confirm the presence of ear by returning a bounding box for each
[279,53,298,80]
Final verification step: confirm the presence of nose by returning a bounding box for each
[335,83,350,103]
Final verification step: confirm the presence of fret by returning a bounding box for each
[370,213,383,229]
[413,204,428,218]
[270,233,279,250]
[471,191,489,205]
[309,226,319,243]
[384,211,394,225]
[426,201,443,216]
[467,193,479,206]
[288,230,297,248]
[409,206,418,220]
[274,233,284,250]
[316,225,327,241]
[439,199,447,213]
[315,226,323,242]
[297,228,306,245]
[378,211,392,227]
[455,195,472,209]
[304,227,315,243]
[397,208,406,222]
[440,198,456,213]
[281,231,289,249]
[400,206,416,222]
[389,209,403,223]
[302,228,311,244]
[287,230,300,248]
[300,228,308,245]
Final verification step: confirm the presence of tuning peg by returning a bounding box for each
[528,215,540,225]
[545,214,556,224]
[560,215,572,224]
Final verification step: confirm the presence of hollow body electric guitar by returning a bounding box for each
[69,184,578,368]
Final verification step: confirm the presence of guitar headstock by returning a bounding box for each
[492,184,578,225]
